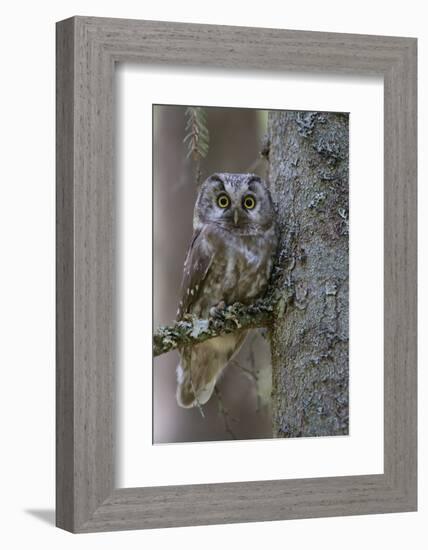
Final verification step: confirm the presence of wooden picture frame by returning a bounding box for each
[56,16,417,533]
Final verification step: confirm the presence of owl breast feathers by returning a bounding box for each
[176,173,277,408]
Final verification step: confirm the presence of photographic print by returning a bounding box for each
[153,105,349,444]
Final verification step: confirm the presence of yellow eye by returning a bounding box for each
[243,195,256,210]
[217,194,230,208]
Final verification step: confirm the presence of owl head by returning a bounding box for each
[193,173,275,234]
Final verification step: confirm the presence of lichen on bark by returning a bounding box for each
[268,111,349,438]
[153,298,274,357]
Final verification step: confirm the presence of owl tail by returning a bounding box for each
[175,333,247,408]
[176,360,219,409]
[177,363,217,409]
[175,341,227,408]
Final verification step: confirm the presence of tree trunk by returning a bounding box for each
[268,111,349,438]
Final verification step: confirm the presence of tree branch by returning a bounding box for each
[153,298,274,357]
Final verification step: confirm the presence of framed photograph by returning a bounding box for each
[56,16,417,532]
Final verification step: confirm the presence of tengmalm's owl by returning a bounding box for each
[176,173,277,408]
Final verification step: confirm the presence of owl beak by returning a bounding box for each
[233,209,239,226]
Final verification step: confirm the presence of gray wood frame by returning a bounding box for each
[56,16,417,533]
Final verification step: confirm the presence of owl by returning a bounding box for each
[175,173,277,408]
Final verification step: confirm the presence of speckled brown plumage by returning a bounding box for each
[176,173,277,408]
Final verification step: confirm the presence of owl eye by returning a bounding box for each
[217,193,230,209]
[243,195,256,210]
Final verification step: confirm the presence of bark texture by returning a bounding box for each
[268,111,349,438]
[153,298,273,357]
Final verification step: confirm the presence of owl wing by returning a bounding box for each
[177,227,213,319]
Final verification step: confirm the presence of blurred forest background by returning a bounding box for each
[153,105,272,443]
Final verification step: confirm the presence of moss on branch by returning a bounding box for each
[153,298,274,357]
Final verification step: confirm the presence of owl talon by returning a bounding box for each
[209,301,226,320]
